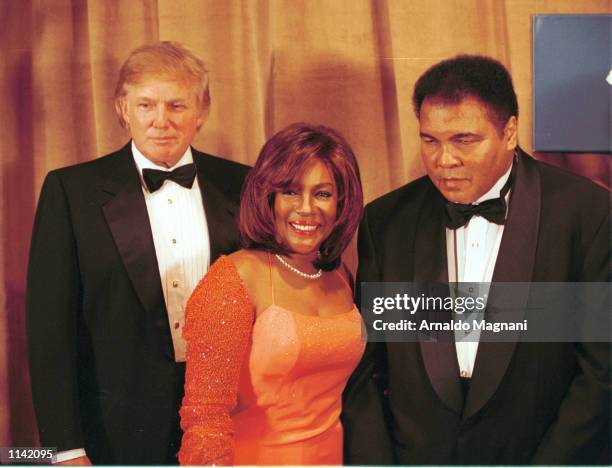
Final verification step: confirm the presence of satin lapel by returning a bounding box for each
[464,150,541,419]
[101,145,173,360]
[416,184,463,415]
[194,154,241,264]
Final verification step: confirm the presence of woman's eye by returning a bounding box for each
[316,191,333,199]
[281,189,298,196]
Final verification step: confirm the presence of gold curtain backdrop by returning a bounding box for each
[1,0,610,447]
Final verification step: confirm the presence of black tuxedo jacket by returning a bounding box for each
[26,143,249,464]
[343,150,611,465]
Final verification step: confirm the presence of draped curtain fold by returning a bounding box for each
[2,0,609,446]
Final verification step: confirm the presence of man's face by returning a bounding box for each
[120,77,205,167]
[418,97,517,204]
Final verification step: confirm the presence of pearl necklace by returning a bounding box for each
[274,254,322,280]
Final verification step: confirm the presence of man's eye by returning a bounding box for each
[421,137,436,144]
[138,103,151,109]
[171,104,186,110]
[455,136,481,145]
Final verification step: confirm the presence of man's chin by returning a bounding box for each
[439,190,475,205]
[143,148,183,167]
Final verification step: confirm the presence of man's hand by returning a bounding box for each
[57,455,92,466]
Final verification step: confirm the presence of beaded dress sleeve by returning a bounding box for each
[179,256,254,466]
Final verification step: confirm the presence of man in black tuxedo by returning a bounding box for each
[27,42,249,465]
[343,55,610,464]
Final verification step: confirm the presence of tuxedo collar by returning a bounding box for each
[98,144,243,361]
[416,149,541,418]
[464,148,541,419]
[192,150,241,263]
[99,143,174,359]
[131,141,195,191]
[475,161,513,204]
[415,182,464,414]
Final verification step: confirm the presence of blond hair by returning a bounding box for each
[114,41,210,127]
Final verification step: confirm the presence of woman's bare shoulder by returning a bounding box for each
[228,249,269,282]
[227,249,271,309]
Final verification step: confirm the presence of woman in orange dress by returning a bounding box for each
[179,123,365,466]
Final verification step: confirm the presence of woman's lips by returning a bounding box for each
[289,222,320,235]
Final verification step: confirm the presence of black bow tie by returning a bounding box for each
[443,165,514,229]
[142,163,197,192]
[444,198,507,229]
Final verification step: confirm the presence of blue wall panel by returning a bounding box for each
[533,15,611,152]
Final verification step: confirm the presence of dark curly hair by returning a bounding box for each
[413,54,518,134]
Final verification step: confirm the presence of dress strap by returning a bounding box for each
[334,265,353,295]
[267,252,275,305]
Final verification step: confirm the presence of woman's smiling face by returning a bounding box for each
[274,158,338,261]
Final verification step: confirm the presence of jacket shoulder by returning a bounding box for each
[534,157,610,203]
[192,150,250,194]
[192,150,250,175]
[46,145,131,180]
[365,175,433,221]
[527,156,610,232]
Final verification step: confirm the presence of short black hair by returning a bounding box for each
[412,55,518,132]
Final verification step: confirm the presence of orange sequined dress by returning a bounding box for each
[179,255,365,466]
